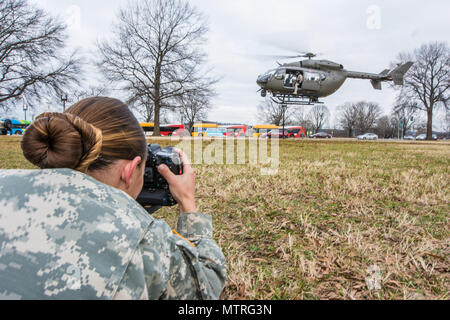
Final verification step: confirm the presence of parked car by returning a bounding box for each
[357,133,378,141]
[416,134,438,141]
[403,135,415,140]
[310,132,332,139]
[267,129,289,139]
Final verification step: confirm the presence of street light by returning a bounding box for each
[61,92,68,112]
[23,102,28,121]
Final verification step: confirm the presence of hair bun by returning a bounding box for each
[21,112,103,172]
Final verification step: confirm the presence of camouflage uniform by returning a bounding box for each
[0,169,226,300]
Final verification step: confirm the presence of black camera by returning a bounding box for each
[137,144,183,213]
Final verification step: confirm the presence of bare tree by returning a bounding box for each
[127,93,155,123]
[176,86,214,133]
[337,101,382,137]
[257,98,295,126]
[355,101,382,134]
[393,42,449,140]
[293,107,313,131]
[337,102,358,137]
[376,115,395,139]
[0,0,82,110]
[392,101,419,137]
[98,0,211,136]
[445,111,450,132]
[307,105,329,133]
[66,85,110,104]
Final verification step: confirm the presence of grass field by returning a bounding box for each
[1,136,449,300]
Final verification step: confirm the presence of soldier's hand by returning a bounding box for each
[157,149,197,214]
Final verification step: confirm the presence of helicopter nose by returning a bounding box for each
[257,76,267,87]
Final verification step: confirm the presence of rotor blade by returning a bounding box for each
[246,52,324,61]
[247,54,302,60]
[270,52,323,60]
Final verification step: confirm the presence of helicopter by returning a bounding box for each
[256,53,413,105]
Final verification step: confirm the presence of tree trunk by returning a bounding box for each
[153,64,162,137]
[426,108,433,140]
[153,104,161,136]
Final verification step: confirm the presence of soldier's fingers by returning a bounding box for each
[173,148,193,174]
[157,164,177,184]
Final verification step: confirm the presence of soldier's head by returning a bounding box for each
[21,97,147,199]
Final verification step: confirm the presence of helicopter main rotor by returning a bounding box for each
[253,51,322,61]
[274,52,318,60]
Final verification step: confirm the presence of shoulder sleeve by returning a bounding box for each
[114,213,226,300]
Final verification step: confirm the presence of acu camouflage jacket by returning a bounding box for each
[0,169,226,300]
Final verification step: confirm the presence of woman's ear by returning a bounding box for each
[121,156,142,188]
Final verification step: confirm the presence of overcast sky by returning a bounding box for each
[28,0,450,128]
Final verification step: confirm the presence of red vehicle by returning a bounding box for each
[171,128,190,137]
[286,126,306,138]
[266,129,289,139]
[224,125,247,137]
[267,127,306,139]
[160,124,185,136]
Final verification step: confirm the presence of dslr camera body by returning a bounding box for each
[137,144,183,213]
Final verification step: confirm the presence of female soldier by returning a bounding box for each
[0,97,226,300]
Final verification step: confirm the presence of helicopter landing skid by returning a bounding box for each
[271,94,323,106]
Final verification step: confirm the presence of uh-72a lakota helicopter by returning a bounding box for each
[256,53,413,105]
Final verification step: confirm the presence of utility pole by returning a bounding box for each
[319,111,324,133]
[282,104,287,139]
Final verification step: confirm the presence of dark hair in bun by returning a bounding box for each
[22,113,102,172]
[21,97,146,173]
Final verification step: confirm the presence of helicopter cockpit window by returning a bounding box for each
[266,69,276,77]
[259,69,276,82]
[304,72,322,82]
[274,69,285,80]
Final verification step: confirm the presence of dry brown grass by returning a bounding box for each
[1,136,449,300]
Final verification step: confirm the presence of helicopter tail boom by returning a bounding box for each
[346,61,413,89]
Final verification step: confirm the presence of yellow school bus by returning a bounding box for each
[192,123,218,137]
[252,125,280,138]
[140,123,154,136]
